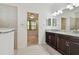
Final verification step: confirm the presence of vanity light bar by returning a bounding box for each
[52,10,63,16]
[58,10,63,14]
[73,3,79,7]
[52,3,79,17]
[66,4,74,10]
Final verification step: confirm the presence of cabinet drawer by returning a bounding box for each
[67,36,79,44]
[58,34,70,40]
[69,41,79,55]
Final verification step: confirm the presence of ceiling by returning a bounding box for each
[4,3,68,13]
[49,3,68,13]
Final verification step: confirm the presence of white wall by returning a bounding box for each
[4,3,71,49]
[0,4,17,49]
[4,3,51,49]
[0,4,17,28]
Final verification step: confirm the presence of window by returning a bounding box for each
[47,18,57,27]
[27,20,37,30]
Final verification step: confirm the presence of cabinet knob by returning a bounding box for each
[48,36,51,39]
[66,41,70,46]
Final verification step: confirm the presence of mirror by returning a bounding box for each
[46,4,79,32]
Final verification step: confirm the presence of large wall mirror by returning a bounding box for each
[46,3,79,32]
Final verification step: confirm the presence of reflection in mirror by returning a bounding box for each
[70,17,75,31]
[47,18,51,26]
[61,17,66,31]
[52,18,57,26]
[70,17,79,32]
[46,18,57,27]
[47,4,79,31]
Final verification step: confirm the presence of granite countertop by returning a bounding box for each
[46,29,79,37]
[0,28,14,33]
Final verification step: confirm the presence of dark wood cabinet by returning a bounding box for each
[46,32,79,55]
[46,32,52,45]
[67,36,79,55]
[69,41,79,55]
[57,35,69,54]
[57,34,71,54]
[46,32,57,49]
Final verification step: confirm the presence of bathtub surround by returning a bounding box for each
[0,28,14,55]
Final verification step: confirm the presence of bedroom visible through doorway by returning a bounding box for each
[27,12,39,46]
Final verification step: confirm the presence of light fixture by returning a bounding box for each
[51,3,78,17]
[74,3,79,7]
[72,3,77,6]
[52,10,63,17]
[52,12,57,16]
[58,10,63,14]
[66,4,74,10]
[30,15,35,19]
[66,5,71,9]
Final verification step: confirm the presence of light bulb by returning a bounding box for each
[52,12,57,16]
[75,3,79,7]
[66,5,71,9]
[30,15,34,19]
[69,6,74,10]
[58,10,63,14]
[66,4,74,10]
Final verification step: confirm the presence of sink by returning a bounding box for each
[69,30,79,34]
[72,31,79,34]
[50,29,60,31]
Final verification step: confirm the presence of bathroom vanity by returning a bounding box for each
[46,30,79,55]
[0,28,14,55]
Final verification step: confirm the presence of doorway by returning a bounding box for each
[27,12,39,46]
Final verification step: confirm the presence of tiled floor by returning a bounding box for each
[15,44,61,55]
[41,44,61,55]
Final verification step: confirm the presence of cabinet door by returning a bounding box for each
[57,38,66,54]
[57,35,69,54]
[46,32,49,44]
[51,33,57,48]
[69,41,79,55]
[0,32,14,54]
[46,32,52,45]
[46,32,56,48]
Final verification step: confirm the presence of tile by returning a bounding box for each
[15,44,61,55]
[41,44,62,55]
[15,45,49,55]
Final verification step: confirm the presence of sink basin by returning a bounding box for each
[50,29,60,31]
[72,31,79,34]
